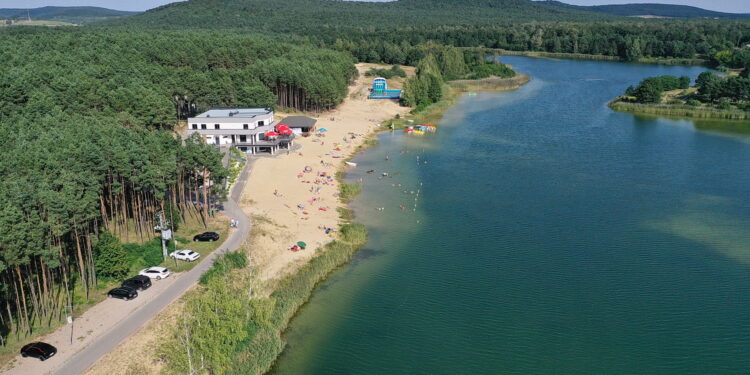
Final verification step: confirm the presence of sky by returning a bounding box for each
[1,0,748,14]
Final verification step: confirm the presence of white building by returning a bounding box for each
[187,108,293,154]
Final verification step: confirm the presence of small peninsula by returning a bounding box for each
[610,50,750,121]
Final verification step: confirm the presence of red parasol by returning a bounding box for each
[279,128,293,135]
[265,131,279,137]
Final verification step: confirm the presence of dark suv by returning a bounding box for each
[107,287,138,301]
[122,275,152,291]
[21,342,57,361]
[193,231,220,242]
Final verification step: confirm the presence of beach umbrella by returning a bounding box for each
[297,241,307,248]
[276,123,290,131]
[279,128,293,135]
[265,131,279,137]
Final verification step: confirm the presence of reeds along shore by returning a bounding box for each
[496,50,707,66]
[609,99,750,121]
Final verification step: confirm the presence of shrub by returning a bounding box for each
[687,99,701,106]
[94,232,129,280]
[465,62,515,79]
[199,251,247,285]
[364,65,407,79]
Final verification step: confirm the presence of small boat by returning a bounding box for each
[345,161,357,167]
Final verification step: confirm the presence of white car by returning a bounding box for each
[139,266,171,280]
[170,250,200,262]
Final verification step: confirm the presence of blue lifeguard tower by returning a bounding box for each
[369,77,402,99]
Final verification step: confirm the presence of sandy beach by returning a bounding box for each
[242,63,412,285]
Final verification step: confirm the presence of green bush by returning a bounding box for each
[94,232,130,280]
[364,65,407,79]
[465,62,515,79]
[199,251,247,285]
[687,99,701,106]
[225,251,248,269]
[124,238,165,269]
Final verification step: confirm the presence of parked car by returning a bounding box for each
[108,287,138,301]
[20,342,57,361]
[122,275,152,291]
[139,266,171,280]
[170,249,201,262]
[193,232,219,242]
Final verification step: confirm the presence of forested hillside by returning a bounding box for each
[0,28,356,347]
[539,1,750,19]
[0,6,135,24]
[107,0,750,62]
[104,0,604,29]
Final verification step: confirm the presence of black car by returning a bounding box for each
[122,275,152,291]
[21,342,57,361]
[107,287,138,301]
[193,231,220,242]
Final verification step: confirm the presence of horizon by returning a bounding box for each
[0,0,748,14]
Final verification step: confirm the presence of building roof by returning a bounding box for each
[281,116,317,129]
[194,108,272,119]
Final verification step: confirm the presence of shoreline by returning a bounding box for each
[609,98,750,121]
[80,65,531,375]
[254,72,532,373]
[494,49,707,66]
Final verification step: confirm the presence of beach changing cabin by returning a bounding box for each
[369,77,402,99]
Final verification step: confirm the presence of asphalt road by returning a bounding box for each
[52,161,253,375]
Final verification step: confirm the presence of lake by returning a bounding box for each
[271,56,750,374]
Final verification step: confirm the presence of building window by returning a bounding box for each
[258,121,265,126]
[214,124,220,129]
[201,124,207,130]
[240,135,247,142]
[243,124,249,130]
[191,124,198,129]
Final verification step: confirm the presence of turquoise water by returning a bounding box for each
[272,57,750,374]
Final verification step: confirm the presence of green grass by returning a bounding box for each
[157,215,230,273]
[339,183,362,203]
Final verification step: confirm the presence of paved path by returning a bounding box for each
[49,162,253,375]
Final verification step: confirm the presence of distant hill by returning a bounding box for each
[103,0,613,30]
[538,1,750,19]
[0,6,136,24]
